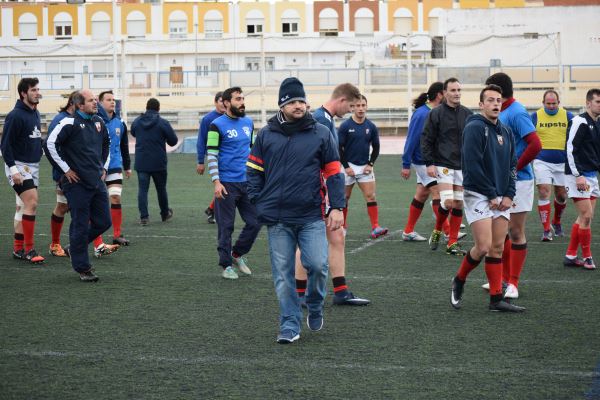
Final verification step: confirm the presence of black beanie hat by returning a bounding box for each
[278,77,306,107]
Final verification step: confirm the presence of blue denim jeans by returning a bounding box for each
[267,220,328,335]
[137,170,169,219]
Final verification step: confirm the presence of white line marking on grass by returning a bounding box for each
[348,230,403,255]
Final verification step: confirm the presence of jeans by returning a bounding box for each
[137,170,169,219]
[267,220,328,335]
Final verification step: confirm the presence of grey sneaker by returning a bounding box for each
[402,231,427,241]
[221,266,239,280]
[233,255,252,276]
[276,330,300,344]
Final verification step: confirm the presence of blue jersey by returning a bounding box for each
[197,109,222,164]
[499,100,536,181]
[313,106,336,141]
[338,117,380,166]
[207,114,254,182]
[98,104,129,173]
[402,104,431,168]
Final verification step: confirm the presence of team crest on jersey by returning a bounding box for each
[497,135,504,145]
[442,168,449,175]
[366,128,370,135]
[115,128,121,136]
[29,126,41,139]
[95,122,102,133]
[80,123,86,129]
[243,126,251,137]
[24,165,30,173]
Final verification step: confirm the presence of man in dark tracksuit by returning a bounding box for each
[45,89,111,282]
[247,77,345,344]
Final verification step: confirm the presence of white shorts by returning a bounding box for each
[436,166,463,186]
[565,175,600,199]
[464,190,510,225]
[511,180,534,213]
[533,159,565,186]
[5,161,40,188]
[344,162,375,185]
[105,172,123,183]
[414,164,437,187]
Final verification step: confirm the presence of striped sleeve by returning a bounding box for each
[206,123,221,182]
[46,117,75,173]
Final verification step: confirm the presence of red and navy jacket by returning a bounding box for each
[246,111,345,225]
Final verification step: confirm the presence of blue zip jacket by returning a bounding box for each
[246,111,345,225]
[402,104,431,168]
[1,100,43,168]
[131,110,178,172]
[97,104,130,173]
[462,114,517,200]
[47,110,72,182]
[197,109,222,164]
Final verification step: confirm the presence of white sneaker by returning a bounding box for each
[482,282,490,290]
[457,232,467,240]
[233,255,252,276]
[460,223,466,230]
[402,231,427,241]
[222,266,239,280]
[504,283,519,299]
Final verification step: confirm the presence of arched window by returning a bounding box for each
[18,13,37,41]
[204,10,223,39]
[355,8,374,36]
[428,8,443,36]
[319,8,338,37]
[169,10,188,38]
[54,12,73,39]
[91,11,111,40]
[245,9,264,36]
[281,9,300,36]
[126,11,146,38]
[393,8,412,36]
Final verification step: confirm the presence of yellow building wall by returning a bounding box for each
[163,3,194,34]
[86,3,113,35]
[423,0,453,31]
[387,1,419,32]
[239,2,271,33]
[121,3,151,36]
[198,3,229,34]
[495,0,525,7]
[47,4,79,37]
[274,3,306,33]
[459,0,490,8]
[12,4,44,37]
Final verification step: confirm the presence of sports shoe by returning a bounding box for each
[25,249,45,264]
[49,243,67,257]
[63,245,71,259]
[563,256,584,268]
[161,208,174,222]
[307,312,324,332]
[481,281,508,292]
[446,242,467,256]
[504,283,519,299]
[140,218,149,226]
[204,207,215,224]
[79,269,99,282]
[429,229,442,250]
[451,277,464,309]
[233,255,252,276]
[444,232,468,243]
[276,330,300,344]
[113,236,130,246]
[332,292,370,306]
[541,230,553,242]
[489,300,525,312]
[552,223,564,237]
[221,266,238,280]
[12,249,25,260]
[370,226,388,239]
[94,243,120,258]
[460,223,466,230]
[583,257,596,270]
[402,231,427,241]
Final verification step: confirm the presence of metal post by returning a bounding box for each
[407,33,413,123]
[260,33,266,125]
[112,0,118,96]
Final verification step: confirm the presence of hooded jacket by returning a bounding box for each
[565,112,600,177]
[1,100,43,169]
[97,104,130,174]
[131,110,178,172]
[246,111,345,225]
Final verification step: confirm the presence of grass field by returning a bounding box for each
[1,154,599,399]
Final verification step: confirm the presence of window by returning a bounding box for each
[54,12,73,40]
[355,8,374,36]
[428,8,443,36]
[319,8,338,37]
[168,10,187,38]
[245,10,264,37]
[393,8,412,36]
[18,13,37,41]
[92,60,114,79]
[126,11,146,38]
[46,60,75,79]
[431,36,446,59]
[91,12,111,40]
[204,10,223,39]
[281,9,300,36]
[244,57,275,71]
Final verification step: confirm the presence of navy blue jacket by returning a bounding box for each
[47,110,72,181]
[45,111,110,191]
[131,110,178,172]
[246,111,345,225]
[462,114,517,200]
[1,100,43,168]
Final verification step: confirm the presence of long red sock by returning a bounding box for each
[579,227,592,258]
[367,201,379,229]
[22,214,36,252]
[566,223,580,257]
[456,250,481,281]
[14,233,24,252]
[51,213,64,245]
[509,243,527,287]
[343,206,348,229]
[111,204,122,238]
[404,198,424,233]
[502,235,511,283]
[434,204,450,231]
[93,236,103,248]
[537,200,551,231]
[447,208,463,246]
[209,198,215,210]
[552,200,566,225]
[485,257,503,296]
[432,199,450,234]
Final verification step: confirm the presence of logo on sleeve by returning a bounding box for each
[95,122,102,133]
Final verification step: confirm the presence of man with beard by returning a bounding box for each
[206,87,260,279]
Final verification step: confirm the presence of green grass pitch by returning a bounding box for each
[1,154,599,399]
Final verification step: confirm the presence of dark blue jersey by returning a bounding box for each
[313,106,336,141]
[338,117,380,167]
[1,100,42,169]
[197,109,223,164]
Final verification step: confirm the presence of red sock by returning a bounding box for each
[579,227,592,258]
[14,233,24,252]
[209,198,215,210]
[22,214,36,252]
[537,201,551,231]
[404,198,424,233]
[502,235,511,283]
[93,236,103,248]
[443,219,450,236]
[367,201,379,229]
[456,250,481,281]
[566,223,580,257]
[509,243,527,287]
[552,200,566,224]
[484,257,503,296]
[434,204,450,231]
[332,276,348,294]
[51,213,64,245]
[343,206,348,229]
[447,208,463,246]
[296,279,307,297]
[111,204,122,238]
[432,199,450,234]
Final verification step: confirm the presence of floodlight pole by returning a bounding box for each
[407,33,413,123]
[112,0,118,97]
[260,33,266,125]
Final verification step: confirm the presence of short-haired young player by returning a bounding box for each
[563,88,600,270]
[338,94,388,238]
[451,85,524,313]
